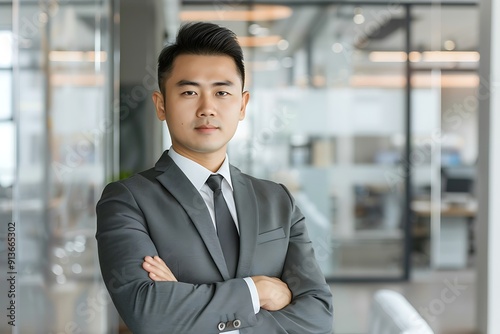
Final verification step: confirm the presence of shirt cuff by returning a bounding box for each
[243,277,260,314]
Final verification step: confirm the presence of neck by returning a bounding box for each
[171,146,226,172]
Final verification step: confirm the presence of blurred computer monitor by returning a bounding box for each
[441,166,475,204]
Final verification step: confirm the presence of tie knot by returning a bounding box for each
[206,174,223,192]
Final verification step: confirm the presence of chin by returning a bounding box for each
[191,144,226,154]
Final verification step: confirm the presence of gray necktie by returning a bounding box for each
[206,174,239,277]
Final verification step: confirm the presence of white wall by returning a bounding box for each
[477,0,500,332]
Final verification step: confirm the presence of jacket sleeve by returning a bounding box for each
[243,185,334,334]
[96,181,257,334]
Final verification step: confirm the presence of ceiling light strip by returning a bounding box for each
[369,51,480,63]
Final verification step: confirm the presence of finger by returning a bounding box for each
[143,260,167,274]
[144,256,170,272]
[142,261,168,276]
[142,258,177,281]
[145,256,162,266]
[149,272,161,281]
[154,255,167,265]
[142,261,156,273]
[143,262,176,281]
[144,256,157,267]
[148,271,176,282]
[148,258,172,277]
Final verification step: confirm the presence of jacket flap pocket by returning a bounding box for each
[257,227,286,244]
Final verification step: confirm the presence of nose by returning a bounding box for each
[196,94,217,117]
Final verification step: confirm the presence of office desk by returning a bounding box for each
[411,200,476,269]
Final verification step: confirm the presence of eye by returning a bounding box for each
[216,91,230,96]
[182,91,197,96]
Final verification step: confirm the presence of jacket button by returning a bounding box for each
[218,322,226,331]
[232,319,241,328]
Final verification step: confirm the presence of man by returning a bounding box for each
[96,22,333,334]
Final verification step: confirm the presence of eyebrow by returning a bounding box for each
[175,80,234,87]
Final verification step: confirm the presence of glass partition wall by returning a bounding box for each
[181,1,479,281]
[9,0,119,332]
[247,4,409,280]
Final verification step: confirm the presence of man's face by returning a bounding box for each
[153,54,249,161]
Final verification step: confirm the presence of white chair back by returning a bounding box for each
[368,289,434,334]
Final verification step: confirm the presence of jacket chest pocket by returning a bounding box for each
[253,227,287,276]
[257,227,286,244]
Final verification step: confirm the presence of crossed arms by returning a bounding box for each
[143,255,292,312]
[96,180,333,334]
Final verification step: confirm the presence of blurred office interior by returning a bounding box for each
[1,0,499,333]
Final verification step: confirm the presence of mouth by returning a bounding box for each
[195,124,219,133]
[195,125,218,130]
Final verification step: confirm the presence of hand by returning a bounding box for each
[142,255,178,282]
[251,276,292,311]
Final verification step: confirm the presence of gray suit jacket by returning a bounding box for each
[96,151,333,334]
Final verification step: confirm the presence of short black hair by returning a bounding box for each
[157,22,245,94]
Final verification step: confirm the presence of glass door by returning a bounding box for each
[410,5,479,271]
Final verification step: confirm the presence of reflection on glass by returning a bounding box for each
[0,123,15,187]
[0,71,12,120]
[0,29,14,200]
[0,31,12,68]
[13,1,117,333]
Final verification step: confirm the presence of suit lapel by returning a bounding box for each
[230,166,258,278]
[155,152,230,280]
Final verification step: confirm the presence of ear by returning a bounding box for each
[239,91,250,121]
[152,91,166,121]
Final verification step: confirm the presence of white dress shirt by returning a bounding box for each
[168,148,260,334]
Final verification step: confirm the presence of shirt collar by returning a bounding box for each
[167,147,233,191]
